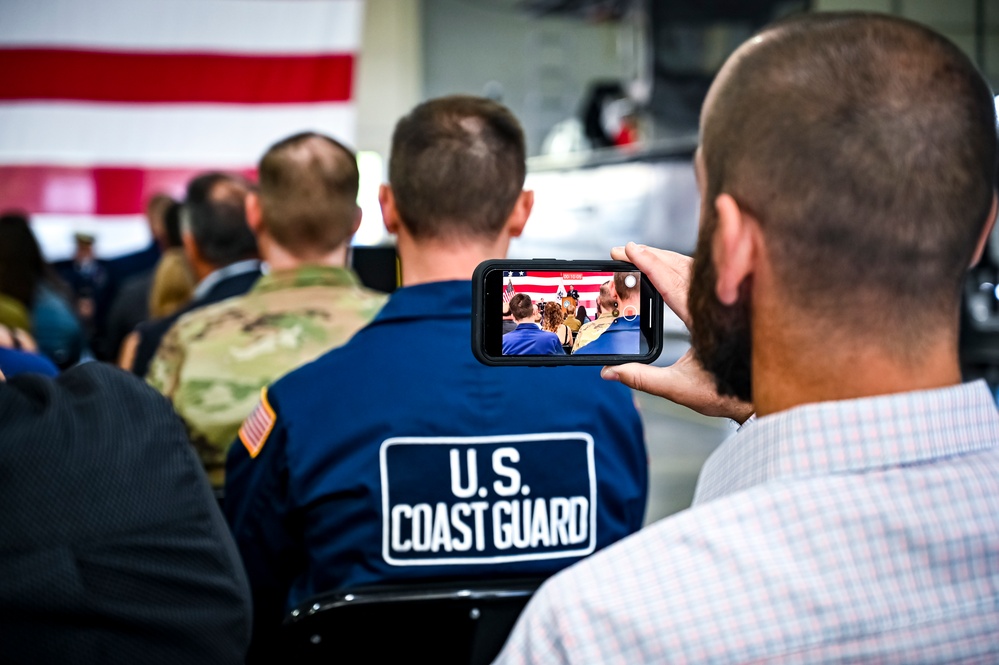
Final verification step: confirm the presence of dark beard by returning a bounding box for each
[688,227,754,403]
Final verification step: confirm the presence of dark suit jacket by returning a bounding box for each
[132,266,261,377]
[0,363,251,663]
[105,269,153,361]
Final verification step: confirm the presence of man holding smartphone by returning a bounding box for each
[497,12,999,664]
[225,95,648,657]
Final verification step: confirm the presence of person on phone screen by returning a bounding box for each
[502,294,564,355]
[572,281,615,352]
[574,271,642,355]
[225,96,647,659]
[497,13,999,664]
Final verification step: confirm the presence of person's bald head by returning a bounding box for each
[698,13,997,328]
[257,132,360,257]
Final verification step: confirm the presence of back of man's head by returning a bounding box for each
[388,95,526,241]
[257,132,359,256]
[183,173,257,268]
[597,281,615,313]
[509,293,534,322]
[701,13,997,333]
[613,271,640,303]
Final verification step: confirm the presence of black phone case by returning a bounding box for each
[471,259,664,367]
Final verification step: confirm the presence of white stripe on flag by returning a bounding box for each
[0,0,363,53]
[0,103,357,166]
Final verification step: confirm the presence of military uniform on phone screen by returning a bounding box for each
[225,279,648,635]
[571,312,616,352]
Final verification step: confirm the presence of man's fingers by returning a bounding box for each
[602,351,754,423]
[611,242,693,328]
[602,362,676,401]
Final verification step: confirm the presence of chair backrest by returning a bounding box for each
[282,578,544,664]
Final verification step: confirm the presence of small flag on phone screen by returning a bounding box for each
[502,277,515,303]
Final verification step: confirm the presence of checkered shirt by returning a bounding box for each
[494,381,999,664]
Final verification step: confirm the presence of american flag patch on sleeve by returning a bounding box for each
[239,389,276,458]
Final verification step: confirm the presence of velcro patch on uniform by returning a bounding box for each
[380,433,596,566]
[239,389,276,459]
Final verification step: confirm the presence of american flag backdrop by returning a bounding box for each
[0,0,363,259]
[503,271,613,319]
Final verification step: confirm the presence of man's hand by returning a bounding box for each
[603,242,754,423]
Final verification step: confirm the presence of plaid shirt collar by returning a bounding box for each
[693,380,999,505]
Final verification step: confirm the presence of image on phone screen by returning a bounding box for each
[500,269,645,356]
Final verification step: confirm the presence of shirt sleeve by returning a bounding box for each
[224,389,305,647]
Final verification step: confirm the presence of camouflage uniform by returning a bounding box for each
[571,312,617,353]
[147,265,387,486]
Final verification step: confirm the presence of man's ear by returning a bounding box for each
[379,184,401,235]
[351,206,363,235]
[245,192,263,234]
[712,193,758,305]
[180,228,200,265]
[505,190,534,238]
[971,192,998,267]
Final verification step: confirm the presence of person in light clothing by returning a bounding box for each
[497,12,999,664]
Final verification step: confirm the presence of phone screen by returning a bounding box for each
[473,260,663,366]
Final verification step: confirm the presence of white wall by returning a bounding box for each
[354,0,423,160]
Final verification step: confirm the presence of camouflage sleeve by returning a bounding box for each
[146,320,185,401]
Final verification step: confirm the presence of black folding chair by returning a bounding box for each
[282,578,544,664]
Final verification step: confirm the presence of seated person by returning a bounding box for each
[501,301,518,334]
[225,96,647,657]
[0,214,84,368]
[125,173,261,377]
[503,294,565,355]
[574,272,642,354]
[0,362,251,663]
[0,326,58,377]
[572,281,615,352]
[147,133,387,487]
[497,13,999,664]
[541,301,573,350]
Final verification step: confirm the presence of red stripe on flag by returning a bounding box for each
[0,165,257,215]
[0,48,355,104]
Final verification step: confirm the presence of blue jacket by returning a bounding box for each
[225,280,647,633]
[502,323,565,355]
[573,316,642,355]
[0,347,58,378]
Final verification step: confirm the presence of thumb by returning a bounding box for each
[601,362,662,396]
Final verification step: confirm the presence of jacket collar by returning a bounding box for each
[371,280,471,324]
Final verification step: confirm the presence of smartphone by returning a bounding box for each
[472,259,664,366]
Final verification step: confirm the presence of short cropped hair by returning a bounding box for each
[597,281,615,311]
[509,293,534,321]
[389,95,526,240]
[183,173,257,267]
[257,132,359,256]
[613,271,640,301]
[702,13,998,326]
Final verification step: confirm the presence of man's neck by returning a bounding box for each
[259,234,349,272]
[751,302,963,418]
[396,231,512,286]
